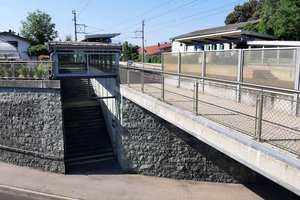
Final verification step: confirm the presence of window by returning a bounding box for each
[8,41,18,48]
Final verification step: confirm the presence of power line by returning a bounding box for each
[147,0,202,22]
[74,0,84,10]
[147,8,233,34]
[146,0,243,31]
[117,0,205,33]
[78,0,92,16]
[105,0,175,32]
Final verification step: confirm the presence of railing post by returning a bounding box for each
[141,70,144,92]
[193,79,199,115]
[161,74,165,101]
[161,54,165,100]
[236,49,243,102]
[127,68,130,86]
[255,91,264,142]
[12,63,15,79]
[87,78,91,98]
[177,52,181,88]
[201,51,206,94]
[87,54,90,75]
[293,48,300,116]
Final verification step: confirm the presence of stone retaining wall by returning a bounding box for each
[117,97,264,183]
[0,85,65,173]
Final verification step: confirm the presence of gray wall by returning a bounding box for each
[91,76,265,184]
[0,84,65,173]
[117,97,264,183]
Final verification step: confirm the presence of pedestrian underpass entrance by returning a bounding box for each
[48,42,121,170]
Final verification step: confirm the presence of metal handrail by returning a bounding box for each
[120,65,300,95]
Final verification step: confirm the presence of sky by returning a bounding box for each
[0,0,247,46]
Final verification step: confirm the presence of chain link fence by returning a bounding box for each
[120,66,300,156]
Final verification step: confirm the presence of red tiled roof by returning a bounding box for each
[138,43,171,55]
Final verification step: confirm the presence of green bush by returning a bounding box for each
[28,44,49,56]
[0,64,49,79]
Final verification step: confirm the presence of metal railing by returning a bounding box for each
[162,48,300,90]
[0,61,52,80]
[119,65,300,156]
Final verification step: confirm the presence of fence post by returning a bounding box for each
[193,80,199,115]
[177,52,181,88]
[293,48,300,116]
[255,91,264,142]
[201,51,206,94]
[236,49,243,102]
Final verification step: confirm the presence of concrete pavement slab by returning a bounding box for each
[0,161,296,200]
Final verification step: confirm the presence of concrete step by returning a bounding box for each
[61,79,114,168]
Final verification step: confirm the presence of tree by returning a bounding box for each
[28,44,49,56]
[258,0,300,40]
[64,35,73,41]
[20,10,58,44]
[122,42,139,61]
[225,0,262,25]
[226,0,300,40]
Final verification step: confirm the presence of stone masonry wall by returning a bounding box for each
[0,87,65,173]
[117,97,265,183]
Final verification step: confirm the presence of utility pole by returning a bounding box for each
[142,19,145,68]
[72,10,87,42]
[135,20,145,67]
[72,10,77,41]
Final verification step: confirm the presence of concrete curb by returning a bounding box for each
[0,184,79,200]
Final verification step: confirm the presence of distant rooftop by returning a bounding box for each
[81,33,121,43]
[138,43,172,55]
[172,21,276,43]
[48,41,122,51]
[0,30,33,43]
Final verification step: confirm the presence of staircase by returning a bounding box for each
[61,79,114,168]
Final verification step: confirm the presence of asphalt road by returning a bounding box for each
[0,188,50,200]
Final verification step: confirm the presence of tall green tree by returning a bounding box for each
[225,0,262,25]
[258,0,300,40]
[20,9,58,44]
[122,42,139,61]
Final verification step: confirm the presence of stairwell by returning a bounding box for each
[60,79,115,170]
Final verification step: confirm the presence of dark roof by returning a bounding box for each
[83,33,120,40]
[47,41,122,51]
[171,20,260,40]
[0,32,33,43]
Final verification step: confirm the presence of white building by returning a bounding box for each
[0,30,32,60]
[0,39,20,60]
[171,21,276,53]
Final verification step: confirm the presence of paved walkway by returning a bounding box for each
[1,161,296,200]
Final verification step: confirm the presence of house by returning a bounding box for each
[0,30,32,60]
[138,42,172,55]
[81,33,120,43]
[171,21,276,52]
[0,39,20,60]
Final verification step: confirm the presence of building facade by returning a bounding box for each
[0,30,32,60]
[171,21,276,53]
